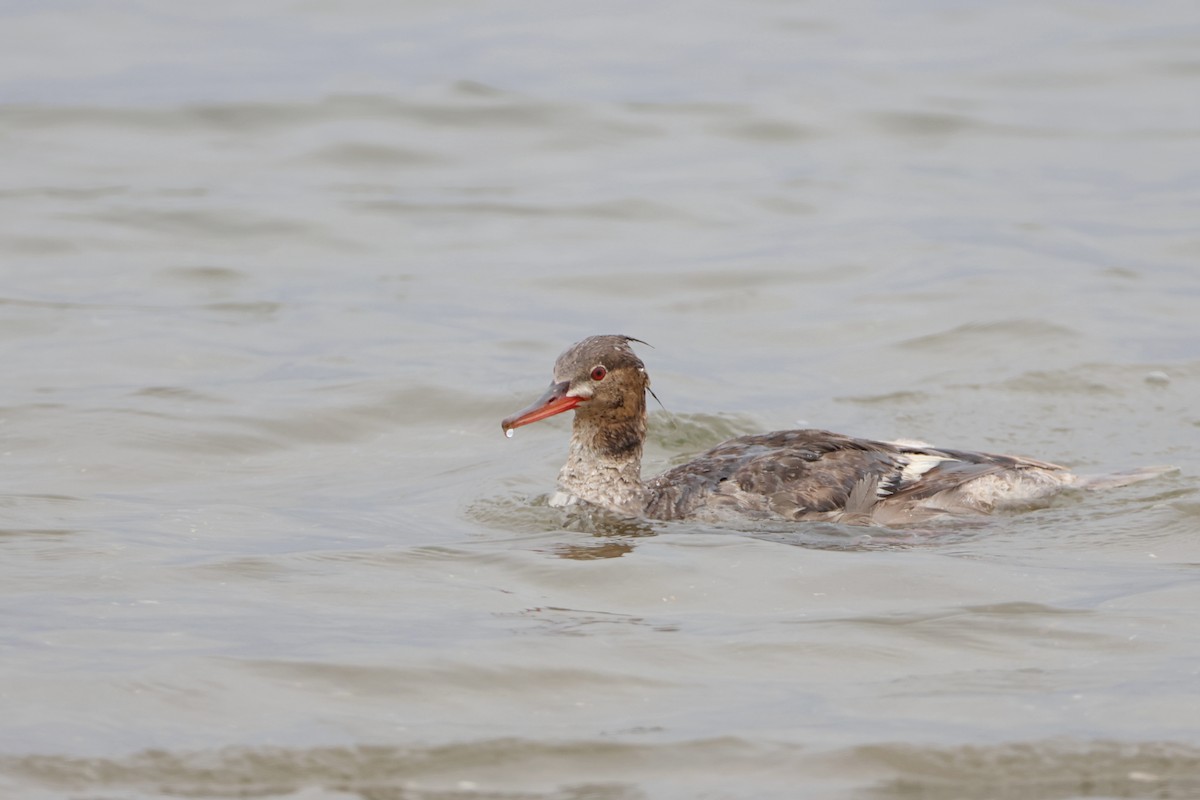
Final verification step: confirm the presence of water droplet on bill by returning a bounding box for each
[505,428,514,438]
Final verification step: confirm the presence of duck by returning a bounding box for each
[501,335,1166,526]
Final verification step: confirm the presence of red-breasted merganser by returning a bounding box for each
[501,335,1167,525]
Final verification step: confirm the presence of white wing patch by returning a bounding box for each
[874,454,952,498]
[897,454,953,486]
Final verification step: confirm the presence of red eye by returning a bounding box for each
[590,365,607,381]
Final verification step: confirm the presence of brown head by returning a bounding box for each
[501,335,651,446]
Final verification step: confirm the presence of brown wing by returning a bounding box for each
[643,430,1070,522]
[644,430,910,521]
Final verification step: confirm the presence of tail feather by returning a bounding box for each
[1074,465,1177,491]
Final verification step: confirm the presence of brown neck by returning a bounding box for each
[556,393,648,515]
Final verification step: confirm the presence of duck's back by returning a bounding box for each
[642,429,1075,524]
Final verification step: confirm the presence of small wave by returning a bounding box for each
[4,737,1197,799]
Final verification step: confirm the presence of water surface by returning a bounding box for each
[2,2,1199,798]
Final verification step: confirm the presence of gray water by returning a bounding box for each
[2,2,1200,798]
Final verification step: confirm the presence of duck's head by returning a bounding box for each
[501,335,650,435]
